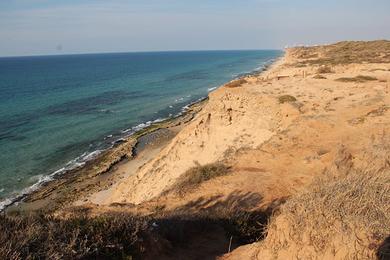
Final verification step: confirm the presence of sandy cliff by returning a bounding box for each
[3,41,390,260]
[82,41,390,259]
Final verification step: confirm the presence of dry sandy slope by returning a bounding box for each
[221,42,390,259]
[81,41,390,259]
[101,74,285,205]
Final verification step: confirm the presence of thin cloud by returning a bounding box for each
[0,0,389,56]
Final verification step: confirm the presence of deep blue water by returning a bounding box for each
[0,50,281,209]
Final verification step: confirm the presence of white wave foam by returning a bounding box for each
[153,118,165,123]
[207,87,217,92]
[0,174,55,212]
[81,150,103,161]
[0,147,107,212]
[0,197,13,212]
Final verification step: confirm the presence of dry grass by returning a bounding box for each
[174,163,231,194]
[289,40,390,66]
[0,208,272,260]
[313,74,327,79]
[225,78,247,88]
[336,75,378,83]
[278,95,297,104]
[317,65,333,74]
[0,213,148,260]
[263,167,390,259]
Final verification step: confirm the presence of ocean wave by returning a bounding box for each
[0,174,54,212]
[0,149,105,212]
[0,198,13,212]
[81,150,103,161]
[207,87,217,92]
[174,97,185,102]
[121,117,167,136]
[233,58,276,79]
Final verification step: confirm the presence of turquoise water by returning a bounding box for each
[0,50,281,209]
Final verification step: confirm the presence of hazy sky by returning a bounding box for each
[0,0,389,56]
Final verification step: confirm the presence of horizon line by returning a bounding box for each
[0,48,283,59]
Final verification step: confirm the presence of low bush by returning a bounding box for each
[336,75,377,83]
[225,78,247,88]
[0,213,148,260]
[317,65,333,74]
[0,208,274,259]
[260,167,390,259]
[278,95,297,104]
[313,74,327,79]
[175,163,231,194]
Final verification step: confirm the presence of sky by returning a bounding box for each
[0,0,389,57]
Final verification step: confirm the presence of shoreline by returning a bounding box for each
[3,57,279,213]
[5,98,207,213]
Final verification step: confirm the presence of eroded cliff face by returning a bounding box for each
[106,79,292,204]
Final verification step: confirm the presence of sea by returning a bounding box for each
[0,50,282,210]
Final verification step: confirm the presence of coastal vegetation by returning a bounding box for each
[225,78,248,88]
[336,75,378,82]
[278,95,297,104]
[316,65,333,74]
[174,162,231,195]
[313,74,327,79]
[290,40,390,66]
[0,213,147,259]
[0,209,271,259]
[257,167,390,259]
